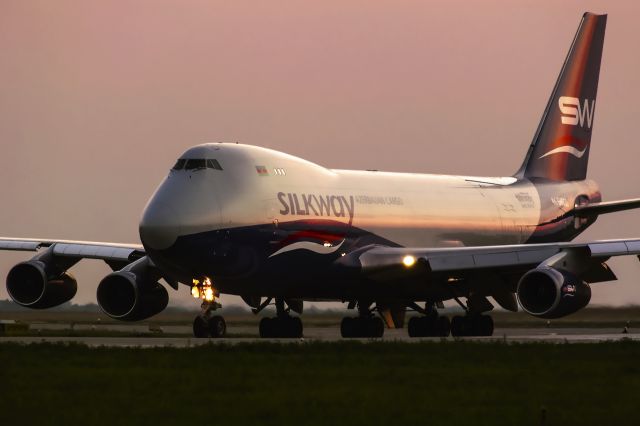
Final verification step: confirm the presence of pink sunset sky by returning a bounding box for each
[1,0,640,308]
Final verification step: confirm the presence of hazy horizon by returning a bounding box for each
[2,0,640,309]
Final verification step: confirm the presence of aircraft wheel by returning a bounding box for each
[193,316,210,338]
[478,315,494,336]
[260,316,302,338]
[369,317,384,338]
[408,317,421,337]
[408,316,429,337]
[288,316,303,338]
[208,315,227,338]
[259,317,273,338]
[436,316,451,337]
[341,317,355,338]
[451,315,467,337]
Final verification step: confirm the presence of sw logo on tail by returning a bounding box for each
[559,96,596,128]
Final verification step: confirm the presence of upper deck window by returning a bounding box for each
[172,158,223,171]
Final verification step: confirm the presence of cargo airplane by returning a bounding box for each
[3,12,640,338]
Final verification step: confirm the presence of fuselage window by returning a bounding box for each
[172,159,186,170]
[184,159,207,170]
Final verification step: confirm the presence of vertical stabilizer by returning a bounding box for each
[516,13,607,181]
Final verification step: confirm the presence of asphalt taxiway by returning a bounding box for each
[2,326,639,347]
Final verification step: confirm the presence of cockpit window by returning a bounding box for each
[184,159,207,170]
[207,159,223,170]
[172,159,186,170]
[172,158,223,171]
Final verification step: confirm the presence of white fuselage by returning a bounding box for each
[140,143,600,253]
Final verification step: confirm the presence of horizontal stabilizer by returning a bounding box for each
[574,198,640,217]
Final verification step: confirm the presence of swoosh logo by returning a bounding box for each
[538,145,587,159]
[269,239,345,258]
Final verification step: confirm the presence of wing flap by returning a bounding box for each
[52,243,141,262]
[0,240,42,251]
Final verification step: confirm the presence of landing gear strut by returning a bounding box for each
[191,278,226,338]
[340,302,384,338]
[259,298,303,338]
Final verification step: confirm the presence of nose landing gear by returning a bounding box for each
[191,277,227,338]
[193,311,227,338]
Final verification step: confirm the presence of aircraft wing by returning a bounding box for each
[336,238,640,283]
[0,237,145,265]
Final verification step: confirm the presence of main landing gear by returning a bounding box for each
[450,314,493,337]
[191,278,227,338]
[408,313,451,337]
[258,298,303,338]
[340,302,384,338]
[406,302,494,338]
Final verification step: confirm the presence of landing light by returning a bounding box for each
[402,255,416,268]
[191,277,216,302]
[204,287,214,302]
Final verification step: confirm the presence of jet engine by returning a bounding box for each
[97,257,168,321]
[6,259,77,309]
[516,266,591,319]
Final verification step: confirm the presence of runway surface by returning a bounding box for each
[2,324,640,347]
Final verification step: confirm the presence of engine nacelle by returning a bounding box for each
[6,261,77,309]
[97,271,168,321]
[516,266,591,319]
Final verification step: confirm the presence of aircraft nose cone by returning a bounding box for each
[139,201,181,250]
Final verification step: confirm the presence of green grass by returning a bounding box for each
[1,341,639,426]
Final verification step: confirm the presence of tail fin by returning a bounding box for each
[516,12,607,181]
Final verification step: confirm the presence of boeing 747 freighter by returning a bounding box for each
[3,12,640,338]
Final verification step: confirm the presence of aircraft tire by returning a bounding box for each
[451,316,467,337]
[478,315,494,336]
[288,316,303,338]
[193,316,210,338]
[369,317,384,338]
[208,315,227,338]
[259,317,273,338]
[437,316,451,337]
[340,317,355,338]
[408,316,421,337]
[408,316,434,337]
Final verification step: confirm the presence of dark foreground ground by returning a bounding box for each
[1,341,639,426]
